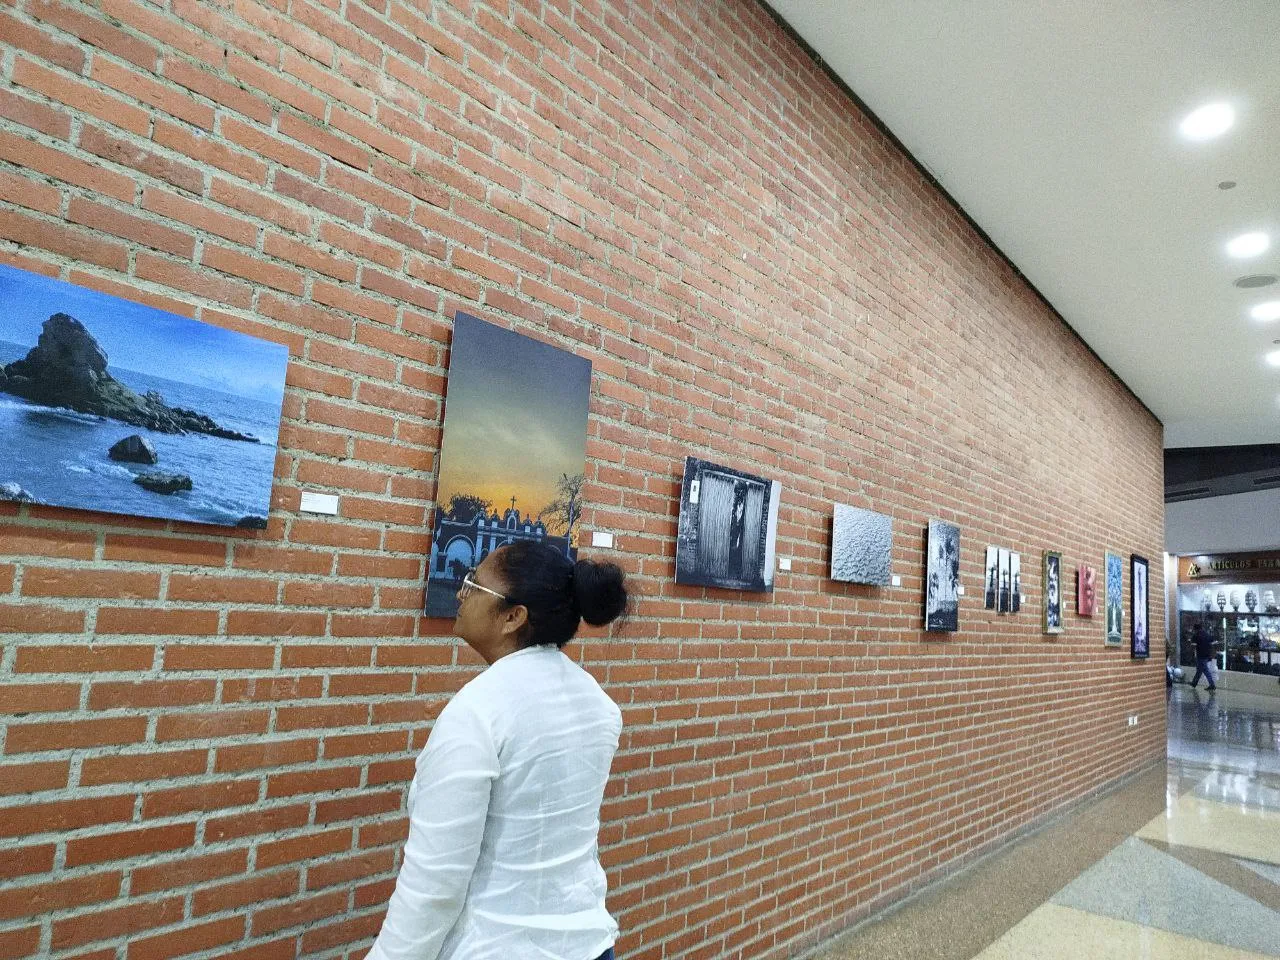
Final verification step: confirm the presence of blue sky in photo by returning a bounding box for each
[0,264,288,403]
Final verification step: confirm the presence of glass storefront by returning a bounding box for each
[1175,552,1280,678]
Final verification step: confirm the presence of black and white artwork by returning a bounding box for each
[998,548,1012,613]
[1131,554,1149,659]
[924,519,960,632]
[1011,552,1022,613]
[675,456,780,592]
[0,263,287,527]
[830,504,892,585]
[1044,551,1063,635]
[984,545,999,609]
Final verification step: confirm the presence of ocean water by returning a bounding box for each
[0,340,282,527]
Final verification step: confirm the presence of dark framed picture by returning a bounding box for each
[984,545,998,609]
[1010,552,1022,613]
[425,312,592,618]
[676,456,780,592]
[1043,551,1063,635]
[1131,554,1149,659]
[924,519,960,632]
[0,263,288,527]
[1105,551,1124,646]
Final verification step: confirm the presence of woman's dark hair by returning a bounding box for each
[492,541,628,649]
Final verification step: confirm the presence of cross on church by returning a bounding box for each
[509,495,517,512]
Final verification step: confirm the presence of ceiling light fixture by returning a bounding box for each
[1267,349,1280,368]
[1236,275,1278,289]
[1180,102,1235,140]
[1218,181,1237,190]
[1227,232,1271,258]
[1251,302,1280,322]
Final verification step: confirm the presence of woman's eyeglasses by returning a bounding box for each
[458,568,511,603]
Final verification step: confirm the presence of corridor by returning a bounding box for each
[812,685,1280,959]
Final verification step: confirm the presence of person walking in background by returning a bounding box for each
[1189,620,1218,691]
[365,541,629,960]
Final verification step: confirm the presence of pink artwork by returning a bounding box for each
[1078,565,1098,616]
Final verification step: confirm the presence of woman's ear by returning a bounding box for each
[500,603,529,640]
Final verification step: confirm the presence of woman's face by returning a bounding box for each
[455,550,524,663]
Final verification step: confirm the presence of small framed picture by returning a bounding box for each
[1043,551,1063,635]
[1130,554,1150,659]
[1105,551,1124,646]
[1077,564,1097,616]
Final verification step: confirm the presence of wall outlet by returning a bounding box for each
[1127,715,1139,727]
[956,584,964,596]
[891,575,902,587]
[779,557,792,571]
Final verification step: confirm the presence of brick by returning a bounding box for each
[314,789,401,825]
[0,682,81,714]
[142,187,257,246]
[155,709,270,742]
[5,717,148,754]
[88,680,214,710]
[0,207,128,272]
[280,645,374,668]
[27,0,159,68]
[250,887,347,936]
[221,676,324,703]
[136,252,254,310]
[21,567,160,600]
[77,123,205,195]
[15,644,153,672]
[233,543,335,575]
[65,196,195,258]
[65,823,197,867]
[0,795,134,839]
[225,610,327,637]
[95,608,221,636]
[255,828,352,870]
[103,534,229,567]
[80,749,208,787]
[215,739,319,773]
[0,84,73,139]
[0,10,85,72]
[0,927,40,958]
[12,56,150,135]
[0,169,61,216]
[275,704,368,732]
[204,804,309,845]
[91,57,213,129]
[167,574,279,604]
[0,760,70,796]
[141,778,259,818]
[163,644,276,672]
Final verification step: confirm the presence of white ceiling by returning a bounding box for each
[767,0,1280,448]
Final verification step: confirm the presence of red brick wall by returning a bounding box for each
[0,0,1165,957]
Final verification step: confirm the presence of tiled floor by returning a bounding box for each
[811,685,1280,960]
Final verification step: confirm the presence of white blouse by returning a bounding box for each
[365,645,622,960]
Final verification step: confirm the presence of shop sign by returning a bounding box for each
[1179,551,1280,582]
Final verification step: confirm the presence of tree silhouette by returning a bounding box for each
[539,473,585,542]
[445,493,492,522]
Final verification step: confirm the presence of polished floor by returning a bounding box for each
[811,684,1280,960]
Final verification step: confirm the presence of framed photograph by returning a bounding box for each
[1131,554,1149,659]
[1105,551,1124,645]
[1010,552,1022,613]
[1077,564,1098,616]
[676,456,780,592]
[984,545,998,609]
[1043,551,1063,634]
[998,548,1012,614]
[830,503,892,585]
[924,519,960,632]
[425,312,592,617]
[0,263,288,527]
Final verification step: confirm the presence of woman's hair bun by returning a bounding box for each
[573,558,629,627]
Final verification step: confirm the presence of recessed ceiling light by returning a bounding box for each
[1180,102,1235,140]
[1251,301,1280,322]
[1236,274,1278,288]
[1227,232,1271,258]
[1218,181,1237,190]
[1267,349,1280,368]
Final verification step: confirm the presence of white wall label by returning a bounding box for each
[299,492,339,516]
[779,557,792,571]
[591,531,614,548]
[891,575,902,587]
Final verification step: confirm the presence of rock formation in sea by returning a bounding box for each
[108,434,159,465]
[134,471,193,495]
[0,481,38,502]
[1,313,260,442]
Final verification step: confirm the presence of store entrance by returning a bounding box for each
[1175,553,1280,685]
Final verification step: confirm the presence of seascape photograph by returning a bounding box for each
[0,264,289,528]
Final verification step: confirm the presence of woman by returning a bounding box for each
[366,541,629,960]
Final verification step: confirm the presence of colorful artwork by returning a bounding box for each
[924,519,960,631]
[1131,554,1149,659]
[0,263,287,527]
[425,313,591,618]
[1044,551,1063,635]
[830,504,892,585]
[1105,551,1124,645]
[1077,564,1098,616]
[676,456,780,592]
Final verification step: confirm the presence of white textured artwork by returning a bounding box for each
[830,504,892,585]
